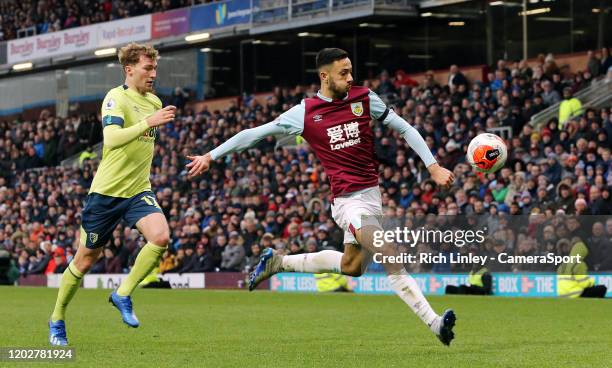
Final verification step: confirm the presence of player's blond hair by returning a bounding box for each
[118,43,159,67]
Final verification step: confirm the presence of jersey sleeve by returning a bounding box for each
[103,122,150,149]
[101,89,126,128]
[149,93,163,110]
[273,100,305,135]
[368,90,390,122]
[209,121,288,160]
[383,109,437,167]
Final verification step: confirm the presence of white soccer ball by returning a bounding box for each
[466,133,507,173]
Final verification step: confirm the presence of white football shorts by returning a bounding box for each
[330,186,383,245]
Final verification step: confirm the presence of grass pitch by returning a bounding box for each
[0,287,610,367]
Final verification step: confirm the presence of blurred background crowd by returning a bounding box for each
[0,0,218,41]
[0,50,611,278]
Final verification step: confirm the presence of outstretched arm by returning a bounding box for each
[186,122,285,178]
[187,102,305,178]
[210,121,287,160]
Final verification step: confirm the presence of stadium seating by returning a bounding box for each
[0,54,611,277]
[0,0,195,41]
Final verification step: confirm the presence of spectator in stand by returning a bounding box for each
[176,246,196,273]
[587,50,601,78]
[220,232,245,272]
[245,243,262,272]
[171,87,190,111]
[448,65,468,89]
[45,246,67,274]
[601,47,612,75]
[159,249,177,273]
[28,249,51,275]
[541,80,561,106]
[376,70,397,98]
[0,52,609,277]
[422,70,440,92]
[191,243,215,272]
[393,70,419,90]
[0,0,192,42]
[558,87,583,130]
[103,247,122,274]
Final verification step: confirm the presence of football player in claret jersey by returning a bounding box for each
[49,43,177,346]
[187,48,458,345]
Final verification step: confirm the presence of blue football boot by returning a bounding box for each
[109,291,140,328]
[248,248,283,291]
[48,320,68,346]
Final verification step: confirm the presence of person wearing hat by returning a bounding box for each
[441,139,463,169]
[556,182,576,213]
[558,87,583,130]
[46,246,67,275]
[260,233,275,249]
[398,183,411,209]
[301,221,314,238]
[520,191,535,213]
[315,225,332,249]
[545,153,562,183]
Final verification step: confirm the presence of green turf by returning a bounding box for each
[0,287,610,368]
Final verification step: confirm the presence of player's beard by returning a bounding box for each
[329,79,350,100]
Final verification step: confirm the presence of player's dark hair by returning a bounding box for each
[316,48,349,69]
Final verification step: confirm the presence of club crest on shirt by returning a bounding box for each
[350,102,363,117]
[105,98,115,110]
[89,232,98,245]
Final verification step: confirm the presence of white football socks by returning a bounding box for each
[281,251,440,333]
[281,250,342,273]
[387,269,440,333]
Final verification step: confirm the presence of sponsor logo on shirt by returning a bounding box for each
[313,114,323,122]
[350,102,363,117]
[327,122,361,151]
[138,127,158,143]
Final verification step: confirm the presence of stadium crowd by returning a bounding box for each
[0,0,217,41]
[0,52,611,280]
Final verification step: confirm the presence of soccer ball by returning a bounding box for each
[467,133,507,173]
